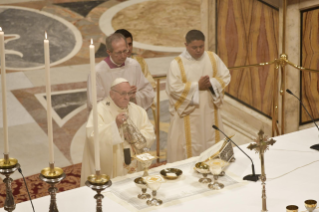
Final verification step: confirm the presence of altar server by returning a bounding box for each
[166,30,231,162]
[87,33,155,110]
[81,78,155,186]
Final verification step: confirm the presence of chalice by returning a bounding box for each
[134,177,151,199]
[143,175,165,206]
[195,162,212,183]
[286,205,299,212]
[305,200,317,212]
[132,153,157,177]
[207,159,228,190]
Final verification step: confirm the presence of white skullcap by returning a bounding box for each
[111,78,129,88]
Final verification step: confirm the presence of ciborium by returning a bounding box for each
[0,154,19,212]
[85,171,112,212]
[305,200,317,212]
[39,163,65,212]
[143,175,165,206]
[134,177,151,199]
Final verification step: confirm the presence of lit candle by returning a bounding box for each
[44,32,54,164]
[89,39,100,172]
[0,27,9,155]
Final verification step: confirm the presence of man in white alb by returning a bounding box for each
[81,78,155,186]
[166,30,231,163]
[87,33,155,110]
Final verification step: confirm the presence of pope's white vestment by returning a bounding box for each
[166,50,231,163]
[81,97,155,186]
[87,57,155,110]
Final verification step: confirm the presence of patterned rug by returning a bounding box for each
[0,161,167,207]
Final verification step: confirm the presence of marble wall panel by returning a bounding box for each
[217,0,279,118]
[301,7,319,124]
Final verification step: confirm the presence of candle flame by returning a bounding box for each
[0,27,2,32]
[45,31,47,40]
[90,39,93,45]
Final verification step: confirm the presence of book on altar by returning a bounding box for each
[197,135,235,163]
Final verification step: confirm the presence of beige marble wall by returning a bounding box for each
[201,0,216,52]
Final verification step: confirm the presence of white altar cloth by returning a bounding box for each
[2,127,319,212]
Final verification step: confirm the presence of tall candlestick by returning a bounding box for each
[44,32,54,164]
[0,27,9,155]
[89,39,100,172]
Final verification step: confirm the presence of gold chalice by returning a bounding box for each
[132,153,157,177]
[305,200,317,212]
[286,205,298,212]
[195,162,212,183]
[143,175,165,206]
[207,159,228,190]
[134,177,151,199]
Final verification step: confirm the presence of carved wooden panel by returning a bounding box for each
[217,0,279,118]
[301,8,319,124]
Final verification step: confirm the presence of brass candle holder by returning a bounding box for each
[85,171,112,212]
[39,163,65,212]
[0,154,19,212]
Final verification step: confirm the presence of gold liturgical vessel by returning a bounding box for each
[85,170,112,212]
[0,154,20,212]
[39,163,66,212]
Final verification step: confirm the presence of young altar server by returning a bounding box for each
[166,30,231,162]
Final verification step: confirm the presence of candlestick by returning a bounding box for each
[44,32,54,164]
[89,39,100,172]
[0,27,9,155]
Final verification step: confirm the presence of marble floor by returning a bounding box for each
[0,0,246,180]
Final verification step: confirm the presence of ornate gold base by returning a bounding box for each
[41,167,64,179]
[87,174,110,185]
[0,158,18,169]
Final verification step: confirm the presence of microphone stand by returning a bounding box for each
[286,89,319,151]
[213,125,260,182]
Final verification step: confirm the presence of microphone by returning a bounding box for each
[286,89,319,151]
[212,125,260,182]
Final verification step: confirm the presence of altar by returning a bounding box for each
[3,127,319,212]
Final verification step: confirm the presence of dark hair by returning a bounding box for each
[105,33,127,52]
[185,30,205,43]
[114,29,133,41]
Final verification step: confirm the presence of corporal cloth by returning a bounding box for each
[87,57,155,110]
[80,96,155,186]
[166,50,230,162]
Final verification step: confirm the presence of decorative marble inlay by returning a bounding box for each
[0,6,82,71]
[112,0,200,47]
[100,0,199,52]
[35,89,87,127]
[54,0,108,17]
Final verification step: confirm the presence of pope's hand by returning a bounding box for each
[130,85,137,93]
[198,75,211,90]
[116,113,127,127]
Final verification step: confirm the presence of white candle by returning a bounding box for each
[44,32,54,164]
[0,27,9,155]
[89,39,100,172]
